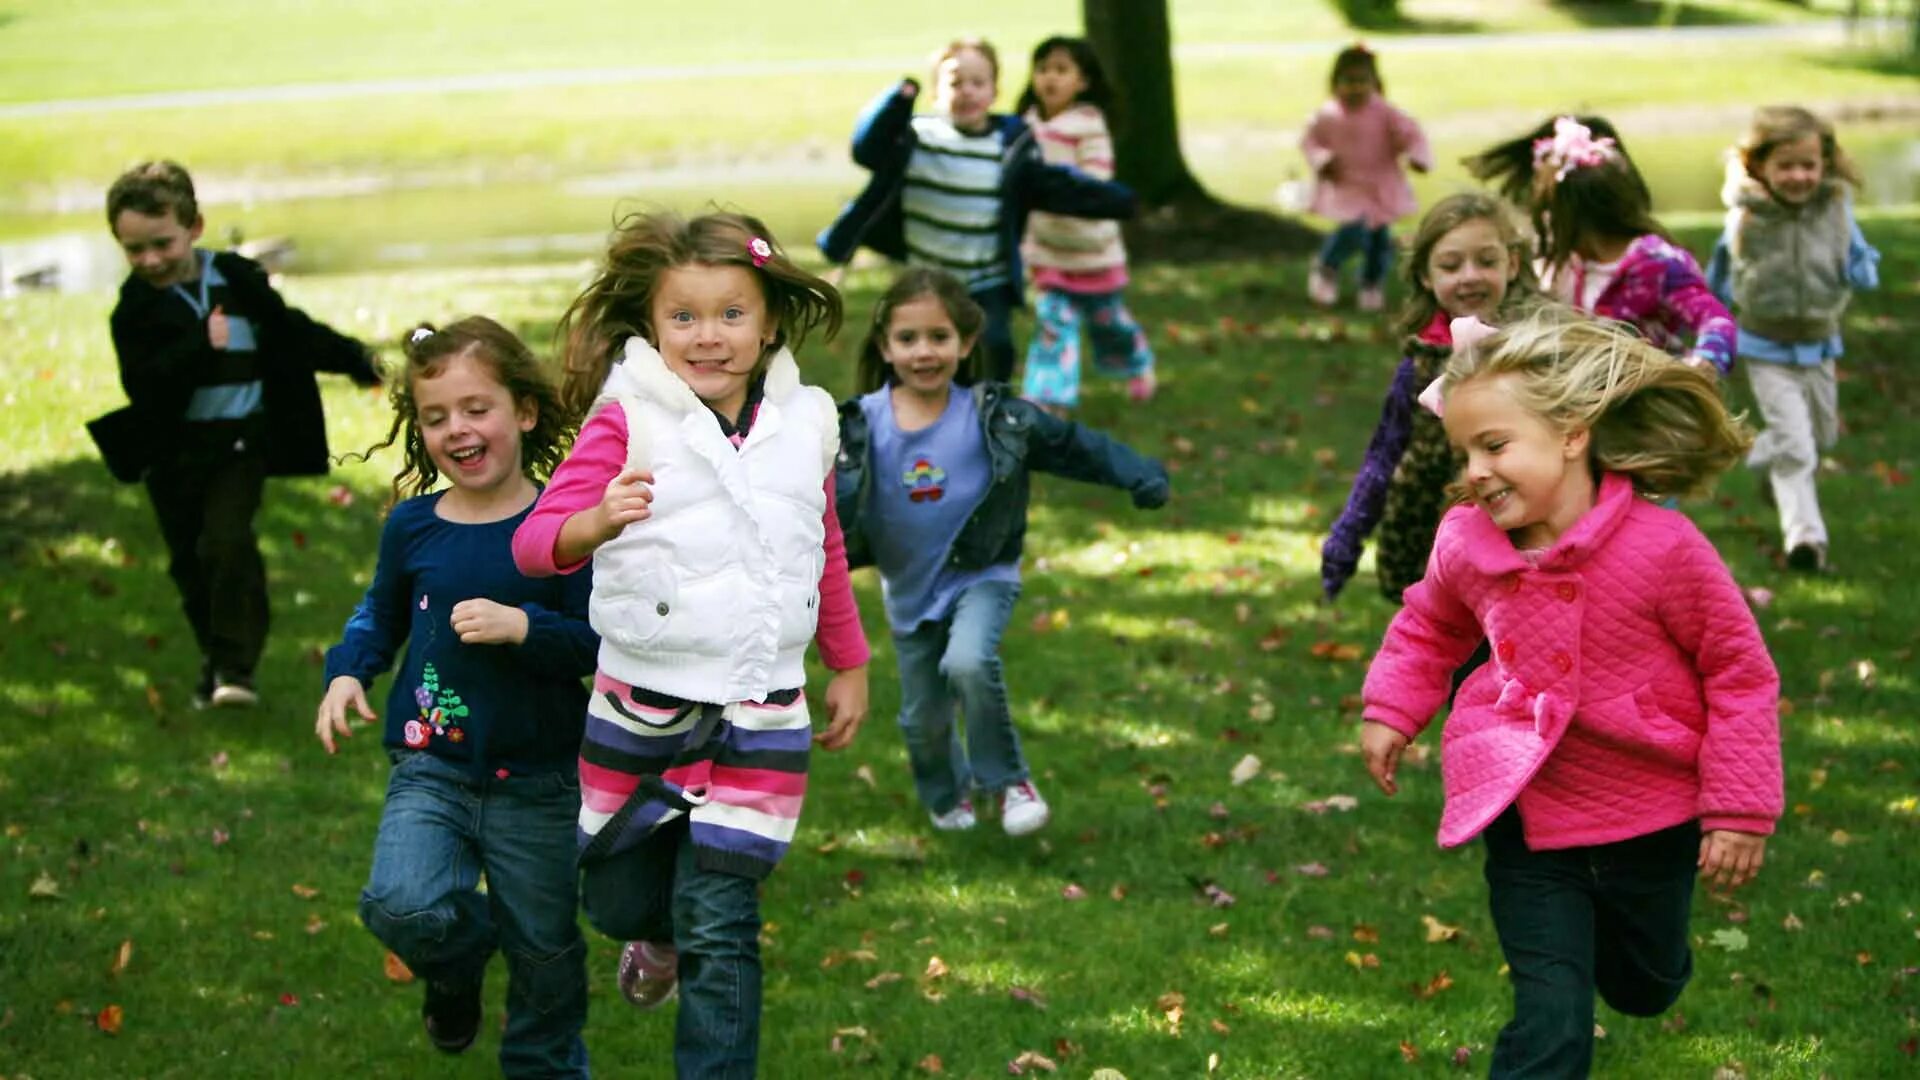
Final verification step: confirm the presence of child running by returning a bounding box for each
[1014,35,1157,411]
[511,211,869,1078]
[316,318,593,1076]
[1322,192,1539,603]
[1301,43,1432,313]
[1707,105,1880,573]
[818,36,1136,384]
[1359,305,1782,1077]
[1468,115,1737,373]
[835,268,1169,835]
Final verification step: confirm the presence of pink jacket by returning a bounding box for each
[1362,474,1782,850]
[1301,95,1431,227]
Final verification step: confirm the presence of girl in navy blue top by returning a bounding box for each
[315,318,596,1077]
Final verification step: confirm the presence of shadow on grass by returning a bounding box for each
[1545,0,1800,29]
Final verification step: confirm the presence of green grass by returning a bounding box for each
[2,217,1917,1077]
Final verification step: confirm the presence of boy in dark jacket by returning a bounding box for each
[99,160,380,707]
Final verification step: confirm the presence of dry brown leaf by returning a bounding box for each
[1422,914,1461,943]
[110,939,133,977]
[383,951,415,983]
[291,883,320,900]
[96,1003,124,1035]
[1352,923,1380,944]
[923,955,950,980]
[1008,1050,1059,1073]
[28,870,61,900]
[917,1053,944,1073]
[865,971,903,989]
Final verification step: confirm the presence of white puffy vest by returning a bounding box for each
[587,339,837,703]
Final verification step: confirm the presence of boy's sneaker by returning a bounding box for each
[422,977,483,1053]
[1357,285,1386,313]
[1127,371,1158,403]
[210,674,258,709]
[929,798,977,832]
[999,781,1051,837]
[617,940,679,1010]
[1307,265,1339,308]
[1786,543,1827,573]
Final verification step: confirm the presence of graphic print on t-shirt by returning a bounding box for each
[901,456,948,503]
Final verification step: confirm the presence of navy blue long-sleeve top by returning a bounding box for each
[323,491,597,779]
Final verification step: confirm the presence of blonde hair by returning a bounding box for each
[1440,305,1752,499]
[933,37,999,81]
[1732,104,1862,194]
[1397,191,1539,338]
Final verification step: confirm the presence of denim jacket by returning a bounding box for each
[815,78,1137,304]
[835,381,1170,571]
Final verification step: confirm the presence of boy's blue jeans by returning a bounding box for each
[1482,807,1696,1078]
[1316,220,1395,288]
[892,579,1027,814]
[359,751,589,1079]
[581,819,763,1080]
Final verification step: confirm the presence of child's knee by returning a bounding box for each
[503,936,587,1018]
[1598,954,1691,1017]
[358,888,454,955]
[938,648,997,690]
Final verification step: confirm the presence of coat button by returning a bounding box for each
[1553,651,1573,673]
[656,602,669,616]
[1496,639,1516,663]
[1557,582,1577,602]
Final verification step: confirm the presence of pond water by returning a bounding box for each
[5,121,1916,295]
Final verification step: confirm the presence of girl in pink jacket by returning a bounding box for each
[1301,44,1431,313]
[1359,305,1781,1077]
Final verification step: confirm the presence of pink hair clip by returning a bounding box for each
[747,237,773,268]
[1530,116,1618,182]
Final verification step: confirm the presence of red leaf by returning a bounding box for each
[279,992,300,1007]
[95,1004,123,1034]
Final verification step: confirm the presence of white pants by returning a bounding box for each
[1744,359,1838,551]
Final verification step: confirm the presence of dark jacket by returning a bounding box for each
[816,79,1137,304]
[99,250,380,481]
[835,381,1170,571]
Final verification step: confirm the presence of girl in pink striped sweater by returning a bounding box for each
[1359,306,1780,1076]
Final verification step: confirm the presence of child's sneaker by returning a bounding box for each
[1786,542,1827,573]
[1357,285,1385,313]
[617,940,678,1010]
[1127,371,1158,403]
[422,976,483,1053]
[999,781,1051,837]
[210,673,258,709]
[1307,265,1339,308]
[929,798,977,832]
[191,662,216,710]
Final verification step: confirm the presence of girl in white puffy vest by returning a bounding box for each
[1707,105,1880,574]
[512,211,870,1078]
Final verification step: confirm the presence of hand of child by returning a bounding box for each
[1698,830,1767,889]
[898,79,920,99]
[815,665,869,751]
[592,469,655,545]
[1682,352,1715,374]
[315,675,376,754]
[1317,159,1341,183]
[1360,720,1411,796]
[208,305,230,350]
[449,598,529,645]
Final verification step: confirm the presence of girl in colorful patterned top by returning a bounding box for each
[1468,115,1738,374]
[316,317,595,1076]
[1359,306,1780,1077]
[511,210,870,1078]
[1015,35,1157,411]
[1706,106,1879,574]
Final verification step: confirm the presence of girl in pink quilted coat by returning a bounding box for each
[1468,115,1738,375]
[1359,305,1781,1077]
[1300,44,1431,313]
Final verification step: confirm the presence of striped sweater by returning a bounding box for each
[1022,104,1127,287]
[513,385,870,879]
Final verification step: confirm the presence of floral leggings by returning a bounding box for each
[1021,288,1155,408]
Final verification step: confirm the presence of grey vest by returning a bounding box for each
[1728,179,1853,344]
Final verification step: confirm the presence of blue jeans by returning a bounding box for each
[1483,808,1696,1078]
[1022,289,1156,408]
[892,578,1027,814]
[359,751,589,1079]
[580,819,762,1080]
[1316,220,1394,288]
[972,286,1017,384]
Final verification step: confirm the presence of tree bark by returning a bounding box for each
[1082,0,1213,208]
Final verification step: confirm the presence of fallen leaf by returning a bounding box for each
[1781,912,1803,931]
[291,883,320,900]
[1352,924,1380,944]
[1061,883,1088,901]
[1412,970,1454,999]
[918,1053,944,1073]
[383,951,414,983]
[1229,754,1262,786]
[278,992,299,1007]
[1400,1040,1419,1062]
[28,870,61,900]
[96,1004,123,1034]
[1709,928,1749,952]
[1324,794,1358,812]
[1452,1046,1471,1068]
[328,484,355,508]
[1008,1049,1059,1074]
[210,751,230,771]
[211,828,230,847]
[924,955,950,980]
[865,971,903,989]
[1422,914,1461,943]
[1309,640,1366,662]
[110,939,133,977]
[1155,991,1185,1034]
[853,764,877,789]
[1295,862,1331,877]
[1307,925,1335,941]
[305,914,328,935]
[1208,922,1230,938]
[1009,985,1049,1010]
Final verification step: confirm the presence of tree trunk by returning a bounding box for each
[1082,0,1212,208]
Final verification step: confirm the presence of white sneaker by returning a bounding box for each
[210,679,258,709]
[1307,266,1339,307]
[929,799,977,831]
[999,781,1051,837]
[1357,285,1385,313]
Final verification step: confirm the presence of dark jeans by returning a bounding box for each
[892,578,1026,814]
[1316,220,1395,288]
[359,752,589,1079]
[144,421,269,679]
[582,819,762,1080]
[1483,808,1697,1078]
[973,286,1017,383]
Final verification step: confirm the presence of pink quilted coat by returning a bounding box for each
[1362,473,1782,850]
[1300,95,1432,227]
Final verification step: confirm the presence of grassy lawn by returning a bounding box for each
[2,212,1916,1077]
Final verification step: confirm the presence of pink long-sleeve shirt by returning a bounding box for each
[1301,94,1431,227]
[512,403,870,673]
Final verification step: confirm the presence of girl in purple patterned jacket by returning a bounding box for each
[1469,115,1737,375]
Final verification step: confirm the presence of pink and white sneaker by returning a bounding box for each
[1307,265,1339,308]
[617,940,678,1010]
[1127,371,1158,402]
[999,781,1051,837]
